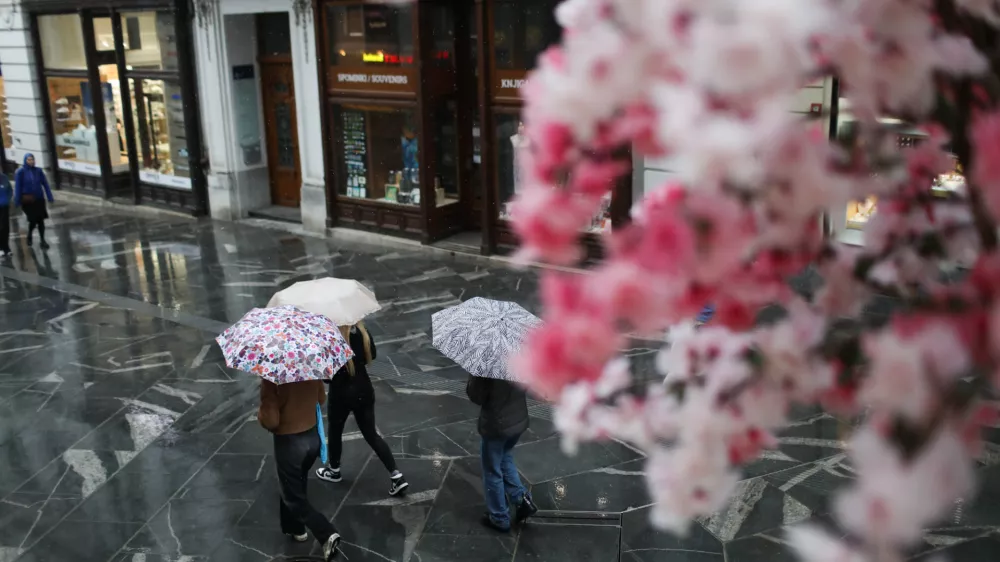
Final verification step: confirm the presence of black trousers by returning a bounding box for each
[328,397,397,473]
[274,428,338,543]
[0,206,9,253]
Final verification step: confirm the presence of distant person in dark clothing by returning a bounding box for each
[316,322,408,496]
[467,376,538,532]
[0,172,11,257]
[14,153,53,250]
[259,378,341,561]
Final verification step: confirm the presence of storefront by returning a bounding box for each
[829,91,967,245]
[315,0,631,253]
[25,0,206,214]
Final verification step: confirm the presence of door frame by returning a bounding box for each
[258,54,302,207]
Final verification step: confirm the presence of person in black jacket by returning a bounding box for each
[316,322,408,496]
[467,376,538,532]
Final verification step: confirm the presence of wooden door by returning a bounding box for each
[260,60,301,207]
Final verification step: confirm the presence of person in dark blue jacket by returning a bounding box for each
[0,172,11,257]
[14,153,53,249]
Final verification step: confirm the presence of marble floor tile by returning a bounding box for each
[412,533,517,562]
[340,457,450,507]
[0,493,81,553]
[334,504,430,562]
[620,506,724,562]
[177,453,274,502]
[532,459,649,513]
[208,526,317,561]
[513,436,643,485]
[66,469,192,523]
[513,522,621,562]
[15,448,130,498]
[124,499,253,557]
[119,431,228,478]
[13,520,142,562]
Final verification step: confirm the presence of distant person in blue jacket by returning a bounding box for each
[0,172,11,257]
[14,153,53,250]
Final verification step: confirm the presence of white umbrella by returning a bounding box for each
[431,298,541,381]
[268,278,380,326]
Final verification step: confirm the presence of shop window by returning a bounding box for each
[38,14,87,70]
[495,113,523,219]
[326,3,414,67]
[495,112,612,232]
[837,99,966,231]
[492,0,561,71]
[120,11,178,71]
[335,104,419,206]
[47,77,101,172]
[433,99,459,206]
[128,78,191,189]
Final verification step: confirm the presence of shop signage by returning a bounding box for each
[500,78,527,90]
[362,51,414,65]
[493,70,530,100]
[330,68,416,94]
[140,170,192,189]
[337,72,409,85]
[58,159,101,176]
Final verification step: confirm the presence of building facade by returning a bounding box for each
[0,0,207,214]
[192,0,328,232]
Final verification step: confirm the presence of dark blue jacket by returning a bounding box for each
[14,153,53,206]
[0,174,11,207]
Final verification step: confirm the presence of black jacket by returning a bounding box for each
[327,328,377,405]
[466,377,529,439]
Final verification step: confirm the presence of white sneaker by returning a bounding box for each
[316,466,342,483]
[324,532,341,561]
[285,532,309,542]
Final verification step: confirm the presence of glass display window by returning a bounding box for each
[326,3,415,67]
[492,0,561,71]
[123,11,179,71]
[335,104,420,206]
[129,78,191,189]
[495,112,612,233]
[47,76,103,174]
[38,14,87,70]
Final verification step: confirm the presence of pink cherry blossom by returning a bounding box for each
[505,1,1000,560]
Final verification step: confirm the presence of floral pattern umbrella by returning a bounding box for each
[431,297,541,381]
[216,305,354,384]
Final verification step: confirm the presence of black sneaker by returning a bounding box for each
[324,532,341,561]
[39,240,49,250]
[25,236,32,247]
[480,514,511,534]
[388,472,409,496]
[284,531,308,542]
[316,466,342,483]
[515,495,538,523]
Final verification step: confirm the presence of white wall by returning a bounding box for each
[0,1,52,172]
[194,0,327,231]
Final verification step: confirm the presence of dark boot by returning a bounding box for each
[515,495,538,523]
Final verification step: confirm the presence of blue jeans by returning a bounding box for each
[481,433,527,529]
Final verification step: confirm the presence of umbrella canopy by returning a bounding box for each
[216,305,354,384]
[268,278,380,326]
[431,297,541,381]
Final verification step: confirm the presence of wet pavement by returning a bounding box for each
[0,204,998,562]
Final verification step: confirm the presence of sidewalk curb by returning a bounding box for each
[55,190,196,220]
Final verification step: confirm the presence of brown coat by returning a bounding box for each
[258,379,327,435]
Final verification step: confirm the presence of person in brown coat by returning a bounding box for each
[259,379,341,561]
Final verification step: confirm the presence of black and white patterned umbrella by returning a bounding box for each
[431,297,542,381]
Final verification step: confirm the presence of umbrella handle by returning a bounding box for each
[316,403,328,465]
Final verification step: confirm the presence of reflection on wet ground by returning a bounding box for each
[0,205,997,561]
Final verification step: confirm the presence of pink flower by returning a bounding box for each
[971,109,1000,220]
[510,187,586,265]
